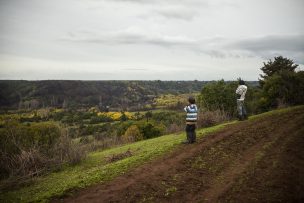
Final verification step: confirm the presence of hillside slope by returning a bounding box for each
[59,106,304,202]
[0,80,208,110]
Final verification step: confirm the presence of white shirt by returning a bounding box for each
[236,85,247,101]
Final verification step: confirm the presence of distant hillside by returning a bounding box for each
[0,80,208,110]
[0,80,259,111]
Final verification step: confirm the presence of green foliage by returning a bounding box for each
[53,110,82,124]
[138,122,166,139]
[133,112,143,120]
[198,80,264,116]
[259,56,304,108]
[0,80,208,111]
[145,111,153,122]
[112,121,134,137]
[151,111,184,126]
[120,112,128,121]
[0,120,60,155]
[262,71,304,106]
[80,123,112,137]
[243,86,266,114]
[154,94,189,109]
[260,56,298,85]
[0,120,61,178]
[89,115,112,124]
[0,116,231,202]
[122,125,143,142]
[199,80,238,116]
[2,106,301,202]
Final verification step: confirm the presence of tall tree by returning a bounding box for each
[259,56,303,107]
[259,56,298,86]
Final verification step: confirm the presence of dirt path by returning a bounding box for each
[57,108,304,203]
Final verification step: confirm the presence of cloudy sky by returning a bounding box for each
[0,0,303,80]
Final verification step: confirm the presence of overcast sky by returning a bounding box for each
[0,0,303,80]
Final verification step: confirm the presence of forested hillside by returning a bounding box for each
[0,80,210,110]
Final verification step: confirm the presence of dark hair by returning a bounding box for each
[188,96,195,104]
[239,80,245,85]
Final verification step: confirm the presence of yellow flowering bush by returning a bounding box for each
[54,108,63,113]
[97,112,134,121]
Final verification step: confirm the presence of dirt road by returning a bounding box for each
[58,107,304,202]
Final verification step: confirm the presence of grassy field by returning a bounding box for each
[0,121,229,202]
[0,106,302,202]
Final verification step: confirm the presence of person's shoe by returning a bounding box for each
[182,140,190,144]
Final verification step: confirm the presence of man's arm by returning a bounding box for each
[184,106,188,112]
[236,86,242,95]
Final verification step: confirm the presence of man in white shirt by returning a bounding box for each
[235,80,248,120]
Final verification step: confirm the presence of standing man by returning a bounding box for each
[236,80,248,120]
[183,96,198,144]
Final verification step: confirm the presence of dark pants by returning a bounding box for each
[186,124,196,143]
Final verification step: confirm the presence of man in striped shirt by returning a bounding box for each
[183,96,198,144]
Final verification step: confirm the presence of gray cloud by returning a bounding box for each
[1,0,304,80]
[107,0,151,3]
[107,0,203,5]
[62,31,304,63]
[227,34,304,63]
[61,28,197,48]
[153,7,198,21]
[230,34,304,52]
[122,68,148,71]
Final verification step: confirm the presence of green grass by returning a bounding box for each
[1,105,302,202]
[0,123,228,202]
[248,105,304,121]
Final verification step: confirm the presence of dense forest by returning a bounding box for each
[0,80,211,111]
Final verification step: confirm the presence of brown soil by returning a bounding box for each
[56,107,304,203]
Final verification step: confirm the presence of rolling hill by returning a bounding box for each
[0,80,208,110]
[1,106,303,202]
[0,80,259,111]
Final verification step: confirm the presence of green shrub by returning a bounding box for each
[137,122,166,139]
[0,120,60,155]
[0,120,61,179]
[151,111,184,126]
[122,125,143,142]
[198,80,238,116]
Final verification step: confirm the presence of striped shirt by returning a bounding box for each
[184,104,198,124]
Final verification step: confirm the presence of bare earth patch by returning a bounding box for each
[105,149,133,163]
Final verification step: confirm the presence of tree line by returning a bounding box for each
[198,56,304,116]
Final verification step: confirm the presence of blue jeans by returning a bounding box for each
[237,100,247,119]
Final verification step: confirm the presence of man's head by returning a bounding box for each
[188,96,196,104]
[239,80,245,85]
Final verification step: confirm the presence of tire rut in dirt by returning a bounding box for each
[160,111,303,202]
[218,112,304,202]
